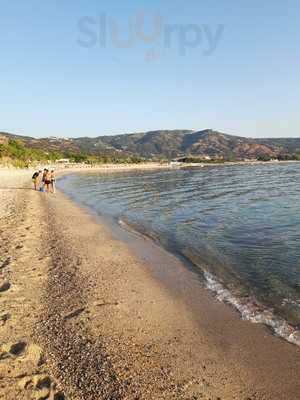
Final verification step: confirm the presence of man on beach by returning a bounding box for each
[44,170,52,193]
[50,170,56,193]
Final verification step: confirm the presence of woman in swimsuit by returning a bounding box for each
[32,170,42,190]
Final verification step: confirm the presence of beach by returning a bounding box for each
[0,168,300,400]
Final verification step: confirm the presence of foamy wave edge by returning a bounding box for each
[118,218,300,348]
[204,271,300,348]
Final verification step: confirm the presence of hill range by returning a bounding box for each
[1,129,300,160]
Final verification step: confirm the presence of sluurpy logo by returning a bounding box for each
[77,11,224,62]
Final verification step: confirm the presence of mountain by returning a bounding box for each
[96,130,193,159]
[1,130,300,160]
[75,129,300,159]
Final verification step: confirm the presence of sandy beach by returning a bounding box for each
[0,168,300,400]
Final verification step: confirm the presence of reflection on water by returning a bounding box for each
[57,163,300,345]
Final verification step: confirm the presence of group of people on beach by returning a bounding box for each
[32,169,56,193]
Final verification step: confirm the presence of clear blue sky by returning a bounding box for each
[1,0,299,138]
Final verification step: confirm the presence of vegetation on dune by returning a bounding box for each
[0,138,146,168]
[175,157,226,164]
[277,153,300,161]
[0,139,63,167]
[177,154,300,163]
[257,154,300,162]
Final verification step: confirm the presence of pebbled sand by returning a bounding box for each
[0,168,300,400]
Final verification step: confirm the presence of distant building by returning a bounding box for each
[56,158,70,164]
[170,160,182,166]
[48,136,71,142]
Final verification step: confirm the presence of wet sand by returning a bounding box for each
[0,169,300,399]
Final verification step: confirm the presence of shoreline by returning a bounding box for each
[56,166,300,348]
[1,159,299,175]
[50,176,300,352]
[1,168,300,399]
[115,216,300,347]
[50,159,300,175]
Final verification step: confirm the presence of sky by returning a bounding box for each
[0,0,299,138]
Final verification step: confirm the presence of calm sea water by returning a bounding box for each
[57,163,300,345]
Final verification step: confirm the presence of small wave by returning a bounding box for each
[118,217,153,240]
[119,217,300,348]
[204,271,300,347]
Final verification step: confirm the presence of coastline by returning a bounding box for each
[48,159,300,173]
[115,217,300,348]
[0,169,300,399]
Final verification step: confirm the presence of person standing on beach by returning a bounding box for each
[32,171,40,190]
[40,168,48,192]
[44,170,52,193]
[50,170,56,193]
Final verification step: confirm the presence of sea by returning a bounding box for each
[57,163,300,346]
